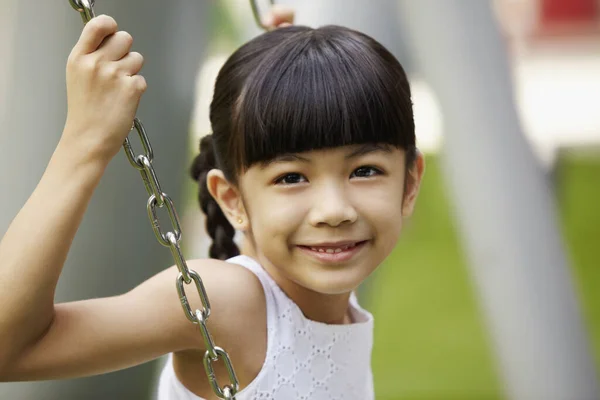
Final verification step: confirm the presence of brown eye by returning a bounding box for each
[351,166,381,178]
[275,173,307,185]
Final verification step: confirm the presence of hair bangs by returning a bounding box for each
[233,26,415,169]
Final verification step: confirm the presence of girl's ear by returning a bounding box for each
[206,169,248,231]
[402,150,425,217]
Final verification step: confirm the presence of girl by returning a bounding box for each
[0,6,424,400]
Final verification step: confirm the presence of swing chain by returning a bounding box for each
[69,0,95,24]
[250,0,275,31]
[67,2,239,399]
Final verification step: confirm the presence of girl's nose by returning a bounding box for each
[308,183,358,227]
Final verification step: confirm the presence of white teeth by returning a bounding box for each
[308,243,359,253]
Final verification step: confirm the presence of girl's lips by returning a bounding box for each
[297,240,368,263]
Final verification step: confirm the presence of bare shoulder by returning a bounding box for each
[161,258,268,393]
[133,257,267,351]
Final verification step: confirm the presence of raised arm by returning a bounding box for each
[0,14,146,370]
[0,5,295,386]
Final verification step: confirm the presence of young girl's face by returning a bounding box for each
[238,143,421,295]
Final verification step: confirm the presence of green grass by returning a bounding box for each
[368,153,600,399]
[557,152,600,373]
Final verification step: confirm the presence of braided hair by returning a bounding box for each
[190,135,239,260]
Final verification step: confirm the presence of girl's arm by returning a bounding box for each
[0,14,266,382]
[0,259,265,381]
[0,141,103,370]
[0,150,265,379]
[0,14,145,369]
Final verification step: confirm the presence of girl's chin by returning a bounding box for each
[293,262,373,296]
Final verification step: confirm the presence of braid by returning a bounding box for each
[190,135,240,260]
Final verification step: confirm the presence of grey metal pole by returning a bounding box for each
[395,1,599,399]
[0,1,209,399]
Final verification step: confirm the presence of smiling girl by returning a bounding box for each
[0,7,423,400]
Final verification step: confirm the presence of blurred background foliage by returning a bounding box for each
[370,152,600,399]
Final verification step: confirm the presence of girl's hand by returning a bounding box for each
[262,4,295,30]
[63,15,146,164]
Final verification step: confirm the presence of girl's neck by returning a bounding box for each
[300,293,353,325]
[254,264,352,324]
[278,276,353,325]
[241,239,353,325]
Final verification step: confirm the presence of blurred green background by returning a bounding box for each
[368,152,600,399]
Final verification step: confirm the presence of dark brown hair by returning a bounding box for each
[191,25,416,259]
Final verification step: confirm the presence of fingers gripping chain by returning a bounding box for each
[67,2,240,399]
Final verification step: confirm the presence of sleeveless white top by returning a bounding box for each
[157,255,375,400]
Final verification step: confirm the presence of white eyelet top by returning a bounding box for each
[157,255,375,400]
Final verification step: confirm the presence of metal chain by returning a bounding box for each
[67,1,239,398]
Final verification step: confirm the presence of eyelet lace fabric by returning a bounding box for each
[157,255,374,400]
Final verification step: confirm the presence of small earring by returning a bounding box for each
[237,217,243,224]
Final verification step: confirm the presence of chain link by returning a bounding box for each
[69,0,95,23]
[147,193,181,247]
[67,2,240,398]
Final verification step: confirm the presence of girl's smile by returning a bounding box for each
[296,240,370,264]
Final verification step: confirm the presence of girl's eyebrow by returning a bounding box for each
[260,144,392,168]
[345,143,392,159]
[260,154,310,168]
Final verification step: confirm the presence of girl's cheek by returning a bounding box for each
[253,191,308,230]
[355,182,404,228]
[269,196,307,223]
[354,179,403,208]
